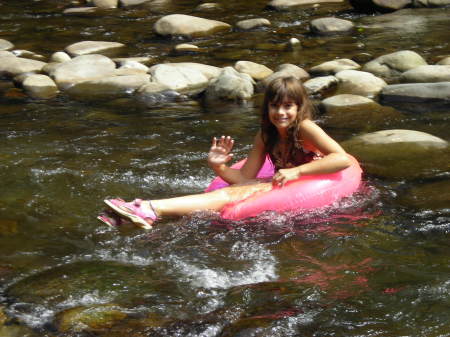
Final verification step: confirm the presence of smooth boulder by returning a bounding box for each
[153,14,231,38]
[22,74,59,99]
[310,18,354,34]
[400,65,450,83]
[149,63,209,94]
[65,41,125,57]
[335,70,387,98]
[235,18,271,30]
[0,39,14,51]
[205,67,254,101]
[234,61,273,81]
[309,59,360,76]
[0,56,46,78]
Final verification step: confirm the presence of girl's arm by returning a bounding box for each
[208,132,266,185]
[273,120,351,186]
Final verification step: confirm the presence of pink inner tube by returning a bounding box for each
[205,155,362,220]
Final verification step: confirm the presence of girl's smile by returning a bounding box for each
[268,100,299,131]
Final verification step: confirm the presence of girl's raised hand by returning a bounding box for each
[208,136,234,168]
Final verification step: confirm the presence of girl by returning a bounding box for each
[99,76,351,229]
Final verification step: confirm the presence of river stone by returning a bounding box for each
[234,61,273,81]
[205,66,255,101]
[0,56,46,78]
[137,82,184,107]
[149,63,209,94]
[0,39,14,51]
[52,54,116,89]
[65,74,150,99]
[321,94,374,111]
[437,57,450,65]
[258,64,310,90]
[22,74,59,99]
[65,41,125,57]
[162,62,222,80]
[93,0,118,8]
[0,51,15,58]
[119,0,153,6]
[303,75,338,95]
[173,43,200,53]
[335,70,387,98]
[362,50,427,80]
[12,49,46,61]
[310,59,360,76]
[194,3,222,11]
[397,180,450,210]
[267,0,344,10]
[310,17,354,34]
[400,65,450,83]
[113,56,154,65]
[117,60,149,73]
[63,7,98,15]
[349,0,411,12]
[412,0,450,6]
[342,129,449,179]
[153,14,231,38]
[235,18,271,30]
[50,51,71,63]
[56,304,127,332]
[380,82,450,112]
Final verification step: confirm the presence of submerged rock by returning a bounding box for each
[153,14,231,38]
[397,180,450,210]
[50,51,71,63]
[342,129,449,179]
[304,75,338,96]
[321,94,374,110]
[235,18,271,30]
[380,82,450,112]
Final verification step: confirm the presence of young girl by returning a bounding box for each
[99,76,351,229]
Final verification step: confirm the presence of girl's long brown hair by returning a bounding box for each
[261,76,314,155]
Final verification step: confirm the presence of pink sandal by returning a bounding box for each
[104,198,157,229]
[97,209,130,228]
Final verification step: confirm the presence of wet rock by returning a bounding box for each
[267,0,344,10]
[137,82,183,106]
[149,63,209,95]
[304,75,338,96]
[362,50,427,81]
[63,7,98,15]
[0,51,15,58]
[0,56,46,78]
[119,0,156,6]
[342,129,449,179]
[335,69,387,98]
[65,41,125,57]
[194,2,222,12]
[400,65,450,83]
[321,94,374,111]
[258,63,310,90]
[235,18,271,30]
[113,56,154,65]
[65,74,150,99]
[352,52,373,64]
[205,66,255,102]
[153,14,231,38]
[286,37,302,51]
[56,304,127,333]
[309,58,360,76]
[11,50,45,61]
[0,324,39,337]
[380,82,450,112]
[173,43,200,53]
[437,56,450,65]
[412,0,450,6]
[234,60,273,81]
[93,0,118,8]
[310,17,354,34]
[50,51,71,63]
[160,62,222,80]
[52,54,116,89]
[0,39,14,51]
[117,60,149,73]
[397,180,450,210]
[23,74,59,99]
[349,0,411,12]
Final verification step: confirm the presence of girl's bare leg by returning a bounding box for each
[148,182,273,217]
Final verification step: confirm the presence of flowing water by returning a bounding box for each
[0,0,449,336]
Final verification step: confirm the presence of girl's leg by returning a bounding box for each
[148,182,273,217]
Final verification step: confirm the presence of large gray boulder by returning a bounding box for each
[65,41,125,57]
[0,56,46,78]
[303,76,338,96]
[342,129,449,179]
[362,50,427,81]
[400,65,450,83]
[149,63,210,95]
[52,54,116,89]
[153,14,231,38]
[380,82,450,112]
[205,67,254,102]
[335,70,387,98]
[234,61,273,81]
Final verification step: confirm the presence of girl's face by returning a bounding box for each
[268,99,299,133]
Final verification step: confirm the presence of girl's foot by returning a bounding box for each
[97,209,130,227]
[104,198,157,229]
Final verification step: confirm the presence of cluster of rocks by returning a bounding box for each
[1,34,449,113]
